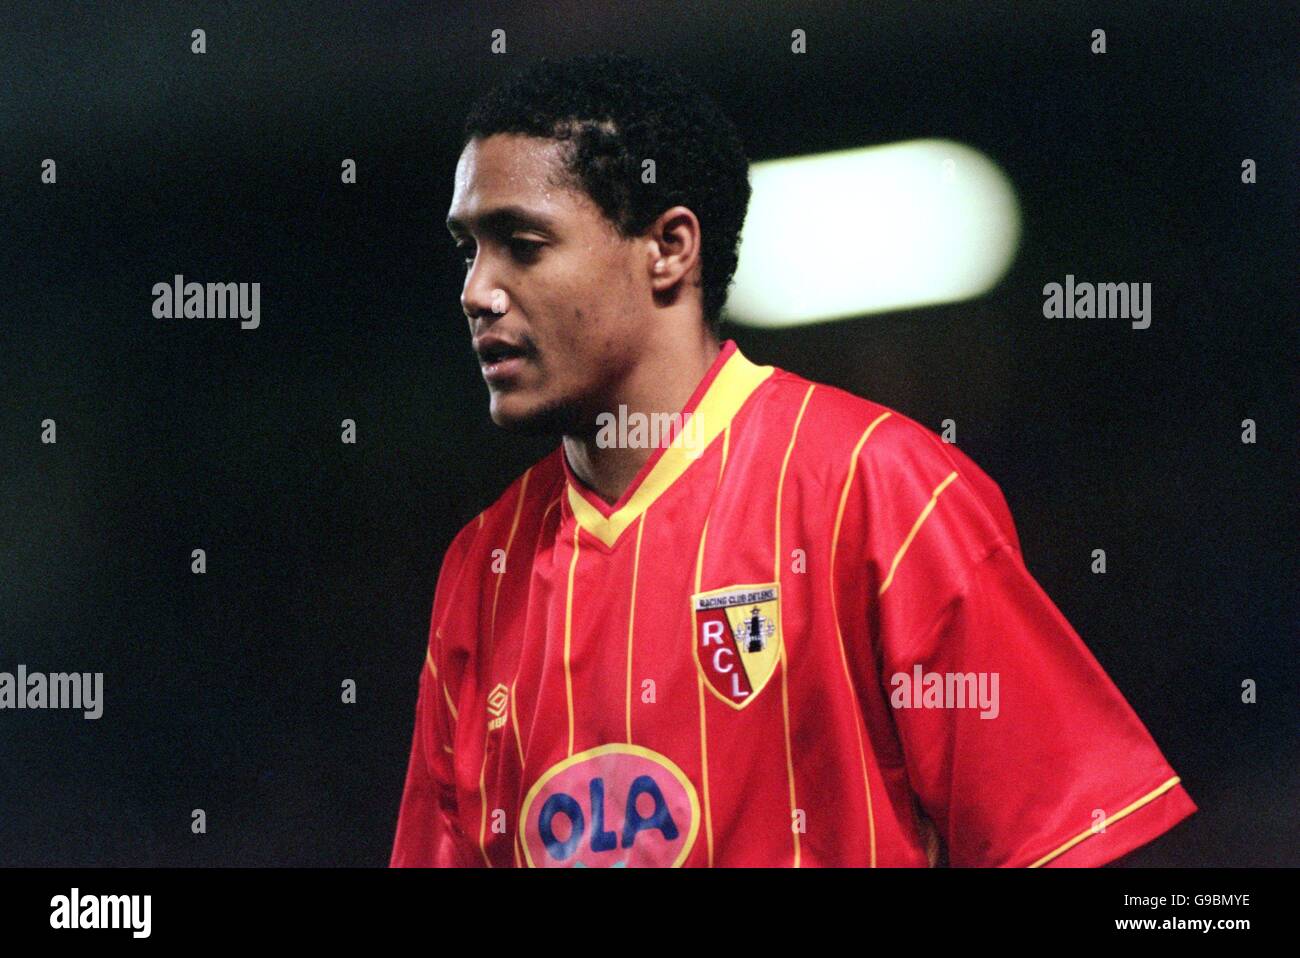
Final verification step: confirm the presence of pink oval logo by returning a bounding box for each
[520,744,700,868]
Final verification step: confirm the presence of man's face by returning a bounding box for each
[447,134,649,434]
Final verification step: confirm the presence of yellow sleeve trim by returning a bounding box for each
[1027,775,1182,867]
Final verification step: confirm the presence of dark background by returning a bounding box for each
[0,2,1294,866]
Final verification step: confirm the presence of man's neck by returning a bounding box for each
[564,333,722,506]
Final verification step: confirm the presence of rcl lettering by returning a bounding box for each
[700,618,749,699]
[538,774,679,862]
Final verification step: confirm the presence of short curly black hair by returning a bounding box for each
[461,52,752,335]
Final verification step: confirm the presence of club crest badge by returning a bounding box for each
[691,583,782,709]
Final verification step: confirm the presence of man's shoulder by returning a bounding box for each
[755,366,962,477]
[753,365,1020,549]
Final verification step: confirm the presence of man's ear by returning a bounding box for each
[647,206,702,288]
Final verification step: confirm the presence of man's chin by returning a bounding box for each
[489,393,586,437]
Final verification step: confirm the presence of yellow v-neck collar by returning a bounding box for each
[563,341,774,549]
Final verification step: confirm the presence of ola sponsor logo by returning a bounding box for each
[520,744,699,867]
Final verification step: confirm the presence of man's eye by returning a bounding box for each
[455,240,540,271]
[509,238,543,261]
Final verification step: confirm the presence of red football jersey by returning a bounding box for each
[390,340,1196,867]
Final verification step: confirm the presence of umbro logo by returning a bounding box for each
[486,682,509,731]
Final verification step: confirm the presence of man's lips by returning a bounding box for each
[481,354,529,384]
[473,336,533,384]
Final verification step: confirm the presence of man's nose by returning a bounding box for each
[461,255,509,321]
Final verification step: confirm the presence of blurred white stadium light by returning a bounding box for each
[728,139,1021,327]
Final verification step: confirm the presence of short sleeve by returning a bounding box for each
[850,416,1196,866]
[881,539,1197,867]
[389,518,480,867]
[389,644,464,866]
